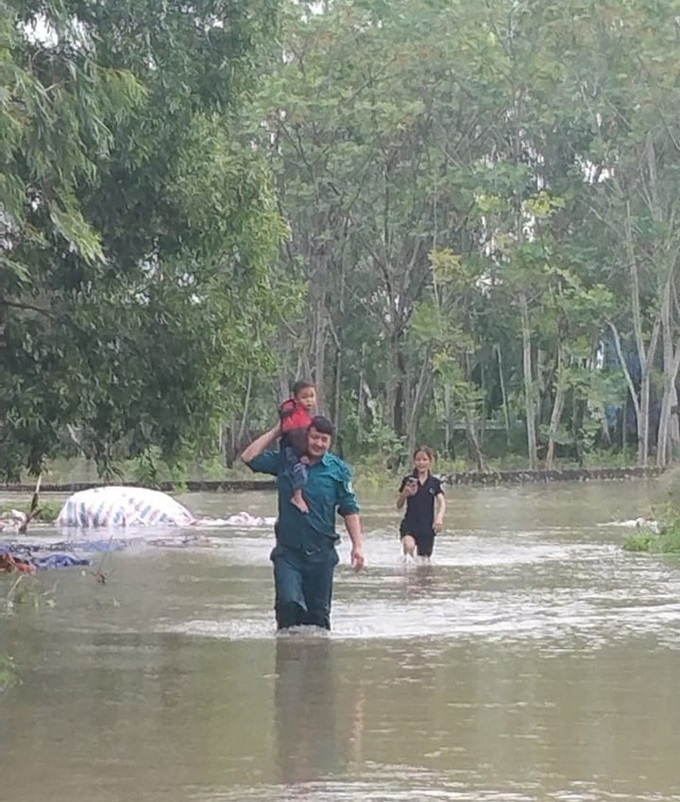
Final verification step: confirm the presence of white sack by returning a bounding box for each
[57,486,195,529]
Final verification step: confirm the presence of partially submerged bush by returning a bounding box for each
[623,529,680,554]
[31,501,61,522]
[623,504,680,554]
[1,574,57,609]
[0,654,18,692]
[0,501,61,524]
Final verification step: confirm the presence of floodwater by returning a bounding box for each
[1,481,680,802]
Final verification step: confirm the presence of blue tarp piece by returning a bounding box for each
[31,554,91,569]
[0,541,92,570]
[1,530,204,572]
[1,540,125,555]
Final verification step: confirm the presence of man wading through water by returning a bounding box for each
[240,415,366,631]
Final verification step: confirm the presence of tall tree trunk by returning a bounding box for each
[394,351,407,435]
[385,327,405,432]
[356,343,366,443]
[308,253,328,412]
[465,415,486,471]
[444,385,452,458]
[545,343,567,469]
[656,348,680,466]
[519,293,538,469]
[327,315,343,428]
[405,353,434,454]
[626,207,661,465]
[639,366,652,467]
[494,343,511,441]
[657,268,680,466]
[237,373,253,446]
[608,320,642,451]
[332,345,342,427]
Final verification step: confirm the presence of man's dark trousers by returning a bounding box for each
[270,543,339,630]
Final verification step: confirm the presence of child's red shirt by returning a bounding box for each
[278,398,313,455]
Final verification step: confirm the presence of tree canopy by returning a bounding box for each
[5,0,680,478]
[1,0,286,479]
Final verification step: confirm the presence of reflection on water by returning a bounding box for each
[1,481,680,801]
[274,635,338,783]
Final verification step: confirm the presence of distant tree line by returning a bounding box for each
[3,0,680,478]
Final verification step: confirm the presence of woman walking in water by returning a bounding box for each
[396,446,446,561]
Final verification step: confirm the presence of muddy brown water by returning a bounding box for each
[1,481,680,801]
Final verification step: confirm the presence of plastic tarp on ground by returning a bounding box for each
[57,486,196,529]
[0,543,91,572]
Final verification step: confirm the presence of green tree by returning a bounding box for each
[0,0,285,479]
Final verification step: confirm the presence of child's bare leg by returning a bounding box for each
[401,535,416,558]
[291,488,309,513]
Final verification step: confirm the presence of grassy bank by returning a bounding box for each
[2,448,653,490]
[623,522,680,554]
[622,491,680,554]
[0,501,61,524]
[623,528,680,554]
[623,468,680,555]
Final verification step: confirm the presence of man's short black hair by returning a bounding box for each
[310,415,336,439]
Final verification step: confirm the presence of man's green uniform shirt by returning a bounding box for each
[247,450,360,551]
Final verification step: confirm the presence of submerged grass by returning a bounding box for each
[0,653,18,692]
[623,502,680,554]
[1,574,57,614]
[623,528,680,554]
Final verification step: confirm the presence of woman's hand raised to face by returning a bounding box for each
[404,479,418,497]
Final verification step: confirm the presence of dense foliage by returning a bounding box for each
[1,0,286,480]
[4,0,680,477]
[249,0,680,470]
